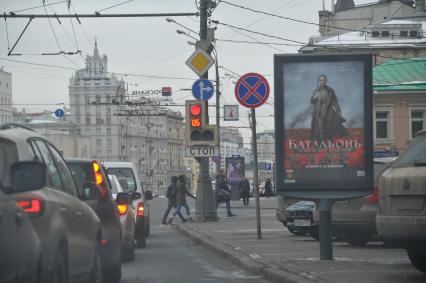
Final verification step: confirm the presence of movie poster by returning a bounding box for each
[225,157,245,185]
[275,54,373,191]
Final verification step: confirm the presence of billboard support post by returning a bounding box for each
[319,199,333,260]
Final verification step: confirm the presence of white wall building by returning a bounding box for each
[0,67,12,124]
[68,42,185,194]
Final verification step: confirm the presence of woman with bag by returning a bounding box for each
[215,169,235,217]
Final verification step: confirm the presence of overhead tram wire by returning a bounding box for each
[96,0,136,13]
[70,3,92,48]
[11,0,67,13]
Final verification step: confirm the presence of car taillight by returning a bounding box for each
[137,202,145,217]
[92,161,107,198]
[117,204,128,216]
[16,199,43,216]
[364,186,379,204]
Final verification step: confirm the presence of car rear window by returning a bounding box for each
[67,162,94,193]
[0,139,18,189]
[393,136,426,166]
[106,168,136,192]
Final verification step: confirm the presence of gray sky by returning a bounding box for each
[0,0,375,144]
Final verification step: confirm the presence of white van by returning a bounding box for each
[103,162,153,248]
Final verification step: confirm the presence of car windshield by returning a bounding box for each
[393,136,426,166]
[0,139,18,189]
[106,168,136,192]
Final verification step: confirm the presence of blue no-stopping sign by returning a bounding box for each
[235,73,269,108]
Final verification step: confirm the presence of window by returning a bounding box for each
[375,111,391,140]
[107,128,111,135]
[96,128,101,135]
[372,31,380,37]
[381,31,389,37]
[86,117,91,125]
[411,109,425,138]
[32,141,63,191]
[46,143,78,196]
[400,31,408,37]
[410,31,418,38]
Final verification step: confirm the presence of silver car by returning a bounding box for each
[376,130,426,273]
[108,174,140,262]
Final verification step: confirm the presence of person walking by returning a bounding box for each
[162,176,185,225]
[168,175,195,224]
[264,178,273,198]
[239,177,250,206]
[215,169,235,217]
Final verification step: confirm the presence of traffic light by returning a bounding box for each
[186,100,218,146]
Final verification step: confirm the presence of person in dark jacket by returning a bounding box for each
[168,175,195,224]
[239,177,250,206]
[162,176,185,224]
[264,178,273,197]
[215,169,235,217]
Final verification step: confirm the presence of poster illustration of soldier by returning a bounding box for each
[225,157,245,185]
[277,58,371,189]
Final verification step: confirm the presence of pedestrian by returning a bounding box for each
[168,175,195,225]
[162,176,185,225]
[264,178,273,197]
[215,169,235,217]
[239,177,250,206]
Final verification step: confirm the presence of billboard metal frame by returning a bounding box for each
[274,53,373,201]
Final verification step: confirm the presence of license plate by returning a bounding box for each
[294,219,311,227]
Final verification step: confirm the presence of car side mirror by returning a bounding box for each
[10,161,46,193]
[130,191,141,201]
[116,192,132,204]
[82,182,101,200]
[144,190,153,201]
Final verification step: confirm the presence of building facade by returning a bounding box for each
[373,57,426,154]
[0,68,12,124]
[319,0,417,37]
[68,42,185,194]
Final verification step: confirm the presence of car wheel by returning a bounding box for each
[407,249,426,273]
[122,244,135,263]
[343,234,371,246]
[136,227,146,249]
[52,251,67,283]
[103,263,121,283]
[90,245,103,283]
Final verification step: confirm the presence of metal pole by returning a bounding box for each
[215,50,221,174]
[319,199,334,260]
[251,108,262,239]
[193,0,217,222]
[2,12,198,18]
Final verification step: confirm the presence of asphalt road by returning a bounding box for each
[120,197,271,283]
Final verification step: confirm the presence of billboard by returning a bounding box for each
[274,54,373,196]
[225,157,245,185]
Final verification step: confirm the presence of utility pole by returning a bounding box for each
[214,50,221,174]
[194,0,218,222]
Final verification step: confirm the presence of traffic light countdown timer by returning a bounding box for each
[185,100,218,146]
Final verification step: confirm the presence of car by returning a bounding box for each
[329,157,397,246]
[103,161,153,248]
[376,130,426,273]
[66,158,122,283]
[282,201,317,236]
[0,123,103,283]
[108,174,141,262]
[0,161,41,283]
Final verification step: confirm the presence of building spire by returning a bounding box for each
[94,38,100,57]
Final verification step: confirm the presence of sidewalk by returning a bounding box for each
[174,197,425,283]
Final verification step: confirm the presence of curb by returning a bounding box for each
[174,224,327,283]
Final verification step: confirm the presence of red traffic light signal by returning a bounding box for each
[186,100,218,146]
[190,105,201,116]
